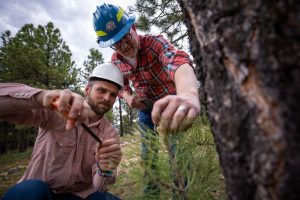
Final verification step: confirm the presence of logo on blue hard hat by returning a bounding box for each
[106,21,116,32]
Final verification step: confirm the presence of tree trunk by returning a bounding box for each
[18,128,28,152]
[178,0,300,199]
[0,121,15,154]
[0,121,8,154]
[129,107,133,127]
[118,97,124,136]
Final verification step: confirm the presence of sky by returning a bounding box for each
[0,0,136,69]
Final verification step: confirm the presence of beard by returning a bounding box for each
[86,95,111,116]
[120,45,138,60]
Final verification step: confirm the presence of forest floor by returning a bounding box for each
[0,132,226,200]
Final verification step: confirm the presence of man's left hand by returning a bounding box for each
[95,138,122,171]
[152,95,200,134]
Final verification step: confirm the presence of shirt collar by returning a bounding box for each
[86,116,103,128]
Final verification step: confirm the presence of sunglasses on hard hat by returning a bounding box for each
[110,29,133,50]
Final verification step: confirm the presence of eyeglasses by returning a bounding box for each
[110,29,133,50]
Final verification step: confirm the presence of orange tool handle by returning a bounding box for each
[51,98,75,124]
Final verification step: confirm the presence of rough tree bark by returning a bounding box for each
[178,0,300,199]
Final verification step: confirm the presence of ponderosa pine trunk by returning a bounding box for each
[178,0,300,199]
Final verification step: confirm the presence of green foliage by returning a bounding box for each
[111,98,138,136]
[0,22,83,155]
[0,121,37,154]
[0,148,32,196]
[133,0,188,48]
[82,48,104,81]
[105,109,115,123]
[0,22,80,91]
[111,116,225,199]
[121,98,138,135]
[0,148,33,165]
[109,133,144,197]
[0,120,225,199]
[0,121,15,154]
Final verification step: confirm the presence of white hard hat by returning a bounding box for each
[89,63,124,88]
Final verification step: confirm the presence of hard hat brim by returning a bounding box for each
[98,15,136,48]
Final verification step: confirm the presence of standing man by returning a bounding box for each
[1,63,123,200]
[93,3,201,196]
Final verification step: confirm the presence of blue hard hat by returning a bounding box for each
[93,3,135,48]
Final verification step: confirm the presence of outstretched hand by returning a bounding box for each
[35,89,96,130]
[152,95,200,135]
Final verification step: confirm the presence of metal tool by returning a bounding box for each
[80,122,102,143]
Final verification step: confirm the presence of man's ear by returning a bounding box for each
[84,85,90,97]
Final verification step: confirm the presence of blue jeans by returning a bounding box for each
[2,179,120,200]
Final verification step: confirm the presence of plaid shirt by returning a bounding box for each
[112,34,192,102]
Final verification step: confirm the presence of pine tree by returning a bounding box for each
[0,22,81,152]
[132,0,188,49]
[82,48,104,81]
[137,116,223,199]
[0,22,80,91]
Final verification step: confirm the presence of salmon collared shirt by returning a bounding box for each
[0,83,119,198]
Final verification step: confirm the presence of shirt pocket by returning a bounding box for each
[50,133,77,165]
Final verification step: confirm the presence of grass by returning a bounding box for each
[0,149,33,195]
[109,133,145,199]
[0,118,226,199]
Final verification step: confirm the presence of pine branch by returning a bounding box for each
[163,134,188,200]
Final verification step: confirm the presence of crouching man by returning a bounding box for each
[1,63,124,200]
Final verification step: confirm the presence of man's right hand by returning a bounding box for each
[35,89,96,130]
[123,92,146,110]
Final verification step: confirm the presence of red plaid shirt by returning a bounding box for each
[112,34,192,102]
